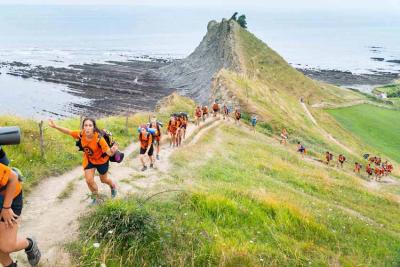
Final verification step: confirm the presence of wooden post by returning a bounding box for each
[39,120,45,158]
[125,113,129,134]
[79,115,83,129]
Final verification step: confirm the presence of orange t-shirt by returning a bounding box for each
[168,121,178,134]
[0,163,22,198]
[70,131,110,167]
[139,132,153,149]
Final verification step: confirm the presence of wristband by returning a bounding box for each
[2,206,11,209]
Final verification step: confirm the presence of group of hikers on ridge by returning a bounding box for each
[362,154,393,181]
[137,113,188,172]
[0,98,397,267]
[320,150,393,181]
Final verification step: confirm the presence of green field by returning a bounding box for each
[327,104,400,163]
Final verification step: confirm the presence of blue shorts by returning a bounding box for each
[0,192,23,220]
[251,120,257,126]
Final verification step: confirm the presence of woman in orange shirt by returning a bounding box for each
[49,118,118,204]
[167,116,179,148]
[0,164,41,266]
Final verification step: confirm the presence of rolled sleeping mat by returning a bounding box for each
[137,127,156,134]
[0,126,21,145]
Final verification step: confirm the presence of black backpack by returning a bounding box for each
[76,129,124,163]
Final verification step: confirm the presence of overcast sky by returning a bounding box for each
[0,0,399,11]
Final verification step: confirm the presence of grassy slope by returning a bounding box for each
[0,93,195,192]
[74,123,400,266]
[373,83,400,97]
[212,22,374,166]
[327,104,400,163]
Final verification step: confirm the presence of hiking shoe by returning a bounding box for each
[156,155,160,160]
[111,184,117,198]
[25,237,41,266]
[141,166,147,171]
[90,198,97,205]
[150,163,154,168]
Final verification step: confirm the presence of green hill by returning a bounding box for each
[71,19,400,267]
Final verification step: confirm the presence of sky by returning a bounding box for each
[0,0,399,11]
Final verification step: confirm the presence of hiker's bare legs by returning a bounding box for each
[84,168,98,194]
[99,173,114,188]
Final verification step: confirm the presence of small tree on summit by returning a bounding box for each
[230,12,247,29]
[237,15,247,28]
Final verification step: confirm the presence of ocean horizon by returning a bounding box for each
[0,5,399,73]
[1,5,399,118]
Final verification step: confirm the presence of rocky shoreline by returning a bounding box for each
[2,55,400,118]
[298,68,399,88]
[1,60,175,117]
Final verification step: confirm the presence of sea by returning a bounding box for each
[1,5,399,118]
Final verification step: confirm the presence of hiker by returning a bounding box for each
[49,118,118,204]
[366,164,373,179]
[337,154,346,168]
[234,109,241,126]
[175,114,184,147]
[325,151,332,165]
[354,162,362,174]
[222,104,229,120]
[297,142,306,158]
[0,165,41,267]
[280,128,288,145]
[149,120,161,160]
[195,106,202,126]
[138,125,154,171]
[179,113,188,140]
[387,162,393,174]
[202,106,209,122]
[212,101,220,117]
[374,165,381,181]
[251,115,257,133]
[167,116,179,147]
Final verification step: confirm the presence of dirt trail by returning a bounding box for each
[301,102,354,154]
[15,118,220,267]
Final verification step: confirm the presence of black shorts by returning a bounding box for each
[140,145,154,156]
[0,191,23,221]
[85,161,109,175]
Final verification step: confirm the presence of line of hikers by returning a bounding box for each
[322,151,393,181]
[137,113,188,172]
[194,101,244,127]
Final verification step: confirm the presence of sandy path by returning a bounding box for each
[301,102,354,154]
[14,118,220,267]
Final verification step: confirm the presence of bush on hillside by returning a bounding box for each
[237,15,247,29]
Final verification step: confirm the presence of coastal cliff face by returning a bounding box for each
[160,19,243,104]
